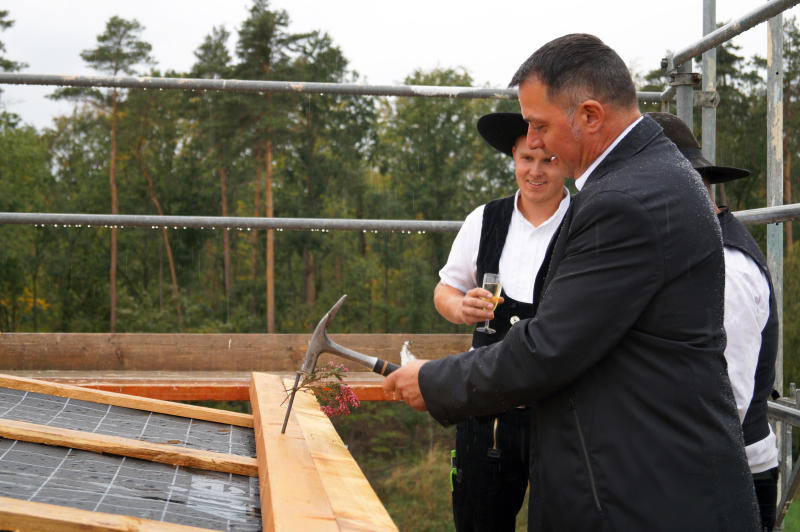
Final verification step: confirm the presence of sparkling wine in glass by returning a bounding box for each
[475,273,502,334]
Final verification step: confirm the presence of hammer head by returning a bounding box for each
[300,294,347,374]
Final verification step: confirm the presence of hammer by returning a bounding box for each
[281,294,400,433]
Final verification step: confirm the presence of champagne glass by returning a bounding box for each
[475,273,502,334]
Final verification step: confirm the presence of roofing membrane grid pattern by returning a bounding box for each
[0,387,262,530]
[0,387,256,457]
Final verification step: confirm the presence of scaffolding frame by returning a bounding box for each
[2,0,800,526]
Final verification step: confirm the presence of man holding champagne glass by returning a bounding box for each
[433,112,570,531]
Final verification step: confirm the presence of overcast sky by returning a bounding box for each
[2,0,798,130]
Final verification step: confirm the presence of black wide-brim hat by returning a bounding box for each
[647,112,750,184]
[477,112,528,157]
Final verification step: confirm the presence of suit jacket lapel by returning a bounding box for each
[534,204,572,314]
[535,115,664,305]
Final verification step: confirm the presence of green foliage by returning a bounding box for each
[3,4,800,529]
[0,5,798,384]
[0,9,26,104]
[784,244,800,389]
[785,500,800,531]
[80,16,154,76]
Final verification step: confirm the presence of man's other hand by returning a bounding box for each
[382,359,428,411]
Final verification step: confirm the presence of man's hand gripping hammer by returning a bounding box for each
[281,294,400,433]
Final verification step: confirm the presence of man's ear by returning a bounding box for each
[575,100,604,134]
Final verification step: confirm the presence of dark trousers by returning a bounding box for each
[753,467,778,532]
[451,408,530,532]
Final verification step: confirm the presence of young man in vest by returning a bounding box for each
[434,112,570,531]
[650,112,779,532]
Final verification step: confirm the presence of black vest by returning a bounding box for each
[473,195,535,348]
[718,208,779,446]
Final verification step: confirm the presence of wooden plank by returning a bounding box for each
[287,376,398,531]
[0,495,214,531]
[0,332,471,371]
[250,372,339,531]
[250,373,397,531]
[0,370,254,401]
[0,374,253,427]
[0,417,259,477]
[3,371,404,402]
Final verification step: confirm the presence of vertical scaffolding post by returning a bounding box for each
[676,61,694,127]
[702,0,718,200]
[767,6,787,499]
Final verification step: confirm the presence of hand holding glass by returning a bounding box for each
[475,273,502,334]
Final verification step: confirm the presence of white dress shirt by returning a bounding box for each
[439,189,570,303]
[574,116,643,191]
[724,246,778,473]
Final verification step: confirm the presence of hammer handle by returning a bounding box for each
[372,359,400,376]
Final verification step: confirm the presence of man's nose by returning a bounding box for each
[526,127,543,149]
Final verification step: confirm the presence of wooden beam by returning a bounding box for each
[250,372,397,531]
[286,376,399,531]
[0,333,470,371]
[0,374,253,427]
[250,372,338,531]
[0,495,214,531]
[3,371,402,402]
[0,417,258,477]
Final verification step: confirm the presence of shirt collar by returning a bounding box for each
[513,187,571,228]
[574,116,643,191]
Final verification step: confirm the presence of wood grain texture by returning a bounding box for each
[250,372,339,532]
[286,375,399,531]
[0,418,259,477]
[0,333,471,371]
[0,495,215,531]
[0,373,254,427]
[250,372,397,531]
[2,371,408,402]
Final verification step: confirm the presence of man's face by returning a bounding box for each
[512,138,566,209]
[518,77,581,176]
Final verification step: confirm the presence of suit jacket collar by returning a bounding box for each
[581,114,663,190]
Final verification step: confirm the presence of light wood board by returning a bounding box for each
[250,372,397,531]
[0,495,215,531]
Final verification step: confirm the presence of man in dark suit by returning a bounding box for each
[384,33,758,530]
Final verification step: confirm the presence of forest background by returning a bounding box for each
[3,1,800,529]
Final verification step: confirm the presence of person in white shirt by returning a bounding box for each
[434,112,569,532]
[650,112,779,532]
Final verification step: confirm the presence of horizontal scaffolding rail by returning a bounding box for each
[0,212,462,233]
[0,204,797,233]
[666,0,800,69]
[0,73,665,103]
[769,401,800,426]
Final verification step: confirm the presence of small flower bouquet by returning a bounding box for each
[287,361,360,417]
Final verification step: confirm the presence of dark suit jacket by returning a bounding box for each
[419,116,758,531]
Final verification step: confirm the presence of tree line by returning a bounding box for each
[3,2,800,386]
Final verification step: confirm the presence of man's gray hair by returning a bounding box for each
[509,33,637,113]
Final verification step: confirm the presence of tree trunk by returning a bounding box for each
[265,138,275,333]
[251,150,262,316]
[219,159,232,322]
[304,248,315,306]
[110,88,118,332]
[303,160,315,306]
[136,144,184,331]
[32,240,39,333]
